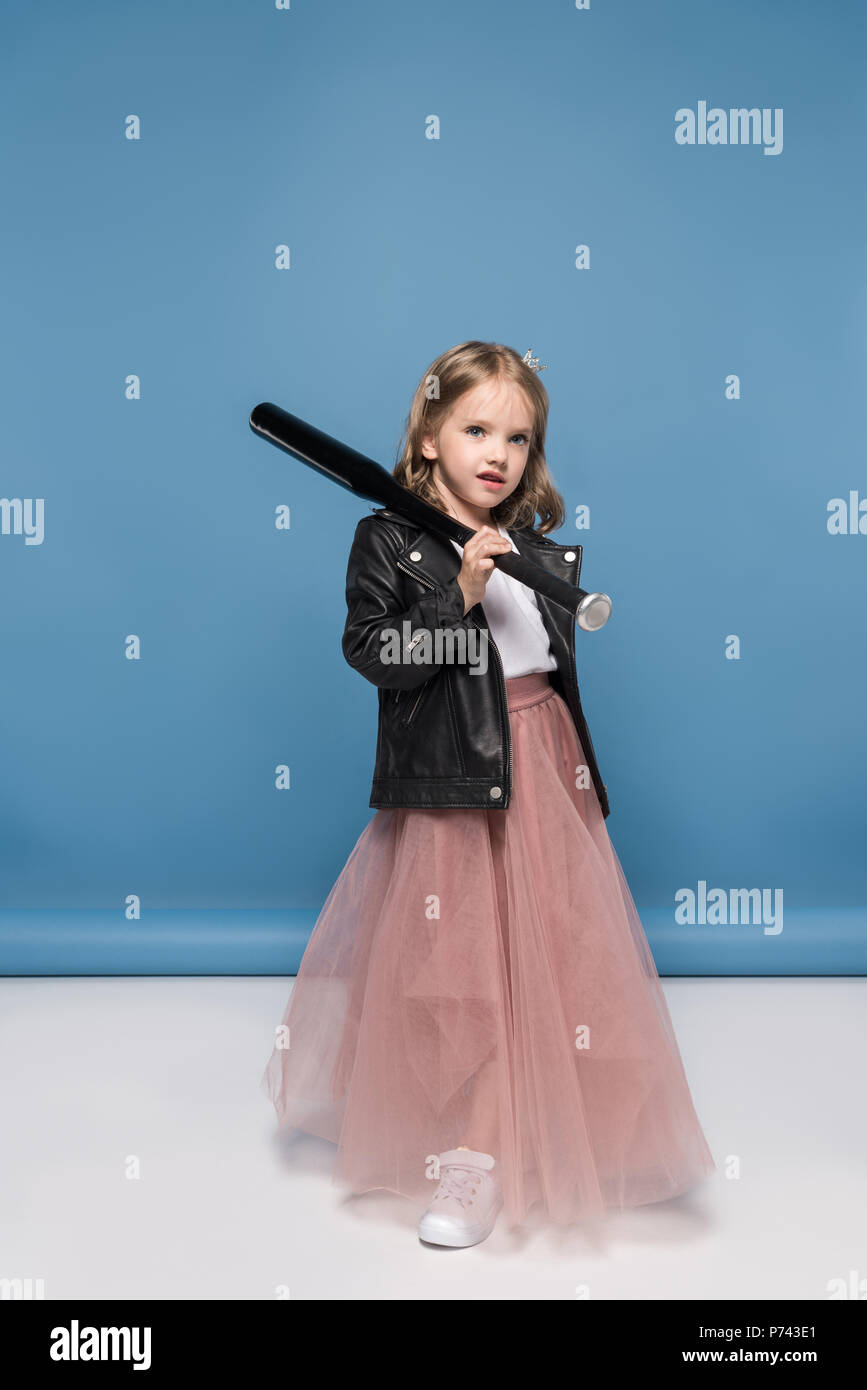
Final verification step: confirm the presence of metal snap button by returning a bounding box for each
[409,550,422,561]
[564,551,576,562]
[489,786,502,799]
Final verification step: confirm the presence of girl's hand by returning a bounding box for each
[456,526,514,615]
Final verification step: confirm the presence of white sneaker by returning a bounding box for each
[418,1148,503,1248]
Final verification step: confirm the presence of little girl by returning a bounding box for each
[261,340,716,1247]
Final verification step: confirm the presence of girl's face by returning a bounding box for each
[422,376,533,529]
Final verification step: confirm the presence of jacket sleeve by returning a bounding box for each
[341,514,478,691]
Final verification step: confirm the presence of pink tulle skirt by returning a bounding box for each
[261,671,716,1228]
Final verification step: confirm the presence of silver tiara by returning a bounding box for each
[521,348,547,373]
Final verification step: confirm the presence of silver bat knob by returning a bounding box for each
[576,591,612,632]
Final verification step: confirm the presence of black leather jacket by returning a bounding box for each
[341,506,610,818]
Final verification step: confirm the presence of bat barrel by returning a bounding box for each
[250,402,384,499]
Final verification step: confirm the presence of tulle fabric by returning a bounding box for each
[260,672,716,1228]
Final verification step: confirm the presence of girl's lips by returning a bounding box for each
[477,474,505,488]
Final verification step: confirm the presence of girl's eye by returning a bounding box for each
[466,426,529,445]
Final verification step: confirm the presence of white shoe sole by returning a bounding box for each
[418,1204,502,1249]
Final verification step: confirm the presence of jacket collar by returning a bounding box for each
[374,507,581,594]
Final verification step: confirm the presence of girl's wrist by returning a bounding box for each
[456,575,475,616]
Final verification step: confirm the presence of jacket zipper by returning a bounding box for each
[469,607,511,804]
[565,606,606,805]
[556,544,603,802]
[395,555,511,793]
[405,684,427,724]
[394,557,437,726]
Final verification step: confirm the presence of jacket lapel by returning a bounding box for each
[379,509,583,615]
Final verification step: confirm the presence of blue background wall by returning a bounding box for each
[1,0,864,973]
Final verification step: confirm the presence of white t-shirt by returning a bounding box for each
[449,526,558,679]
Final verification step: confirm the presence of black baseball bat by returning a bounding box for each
[248,402,612,630]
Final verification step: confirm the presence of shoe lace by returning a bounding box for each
[435,1164,484,1207]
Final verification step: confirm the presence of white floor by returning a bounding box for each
[1,976,864,1300]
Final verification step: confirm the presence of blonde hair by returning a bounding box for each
[393,340,566,534]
